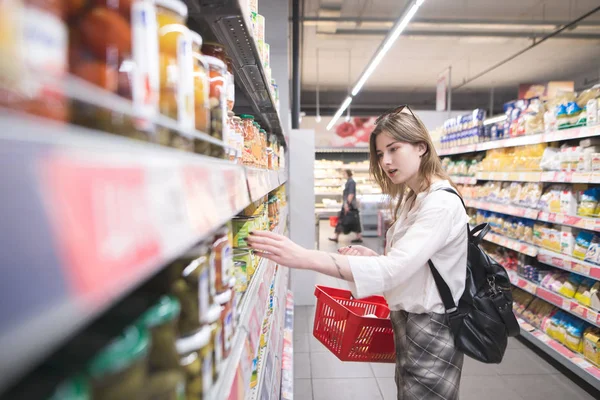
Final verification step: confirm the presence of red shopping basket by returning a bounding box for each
[313,285,395,363]
[329,216,339,227]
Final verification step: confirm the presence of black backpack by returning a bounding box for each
[429,188,520,364]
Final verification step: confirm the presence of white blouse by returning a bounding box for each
[347,180,469,314]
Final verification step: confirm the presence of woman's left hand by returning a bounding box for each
[246,230,310,269]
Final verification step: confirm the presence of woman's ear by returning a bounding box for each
[418,142,427,157]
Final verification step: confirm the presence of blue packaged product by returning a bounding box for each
[574,231,594,260]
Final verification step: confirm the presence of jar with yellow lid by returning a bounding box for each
[176,325,213,399]
[156,0,195,150]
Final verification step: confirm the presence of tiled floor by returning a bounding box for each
[291,221,598,400]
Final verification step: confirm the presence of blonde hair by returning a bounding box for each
[368,110,458,218]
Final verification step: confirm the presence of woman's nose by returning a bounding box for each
[382,152,392,165]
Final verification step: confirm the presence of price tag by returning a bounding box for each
[586,309,599,326]
[571,261,591,276]
[537,288,565,308]
[586,365,600,379]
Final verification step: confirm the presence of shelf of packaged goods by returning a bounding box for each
[476,171,542,182]
[0,113,288,394]
[210,209,287,400]
[280,292,294,400]
[540,171,600,184]
[450,176,478,185]
[315,147,370,153]
[537,249,600,280]
[507,271,600,328]
[537,211,600,233]
[438,125,600,156]
[186,0,285,144]
[464,199,539,219]
[517,318,600,390]
[246,168,287,202]
[484,233,539,257]
[248,267,288,400]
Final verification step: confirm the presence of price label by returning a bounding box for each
[586,309,599,326]
[571,261,591,276]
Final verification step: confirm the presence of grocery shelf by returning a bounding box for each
[537,211,600,233]
[186,0,285,143]
[316,147,370,153]
[507,271,600,328]
[476,171,542,182]
[0,113,285,394]
[541,171,600,184]
[517,319,600,390]
[210,207,287,400]
[246,168,287,201]
[483,232,539,257]
[280,292,294,400]
[315,192,342,196]
[538,249,600,280]
[465,199,539,219]
[438,125,600,156]
[451,176,478,185]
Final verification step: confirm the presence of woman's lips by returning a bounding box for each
[388,169,397,178]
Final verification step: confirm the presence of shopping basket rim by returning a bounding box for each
[314,285,390,319]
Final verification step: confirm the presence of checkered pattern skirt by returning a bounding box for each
[390,310,464,400]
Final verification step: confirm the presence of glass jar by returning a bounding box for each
[233,247,256,282]
[225,58,235,112]
[197,55,226,158]
[145,370,185,400]
[210,226,233,295]
[139,295,181,372]
[169,244,212,336]
[204,304,223,383]
[190,31,210,136]
[156,0,194,150]
[176,326,213,399]
[0,0,68,122]
[49,375,90,400]
[214,289,234,359]
[201,42,227,64]
[87,325,150,400]
[226,113,241,163]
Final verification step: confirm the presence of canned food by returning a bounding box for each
[231,217,256,248]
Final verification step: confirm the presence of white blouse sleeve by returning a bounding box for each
[347,202,455,299]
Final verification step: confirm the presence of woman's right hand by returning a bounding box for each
[338,245,378,257]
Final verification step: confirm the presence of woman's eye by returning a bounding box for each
[390,147,397,153]
[376,153,383,159]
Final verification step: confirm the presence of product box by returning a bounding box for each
[583,328,600,367]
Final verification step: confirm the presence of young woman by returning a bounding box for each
[329,169,363,243]
[247,106,468,399]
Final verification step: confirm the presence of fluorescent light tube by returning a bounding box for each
[327,96,353,130]
[351,0,425,96]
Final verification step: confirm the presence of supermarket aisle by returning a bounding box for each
[293,221,596,400]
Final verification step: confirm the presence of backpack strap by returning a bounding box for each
[428,260,458,313]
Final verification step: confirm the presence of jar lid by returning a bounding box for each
[229,277,236,288]
[202,55,226,70]
[228,111,235,117]
[203,42,225,50]
[140,295,181,328]
[88,325,150,378]
[203,304,223,325]
[49,375,90,400]
[176,325,211,355]
[155,0,188,18]
[214,289,232,305]
[239,114,255,120]
[253,122,260,127]
[259,129,266,133]
[189,31,202,47]
[232,116,241,121]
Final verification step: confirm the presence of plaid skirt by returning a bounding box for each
[391,310,464,400]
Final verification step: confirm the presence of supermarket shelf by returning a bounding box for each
[538,249,600,280]
[186,0,285,143]
[537,211,600,233]
[517,319,600,390]
[451,176,478,185]
[541,171,600,184]
[465,199,539,219]
[476,171,542,182]
[315,192,342,196]
[315,147,370,153]
[280,292,294,400]
[0,113,285,394]
[484,232,539,257]
[507,271,600,328]
[438,125,600,156]
[210,207,287,400]
[246,168,287,201]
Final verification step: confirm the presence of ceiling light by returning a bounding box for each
[350,0,425,96]
[327,96,353,130]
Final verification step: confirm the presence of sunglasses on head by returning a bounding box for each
[375,104,416,124]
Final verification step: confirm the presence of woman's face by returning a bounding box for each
[375,131,425,186]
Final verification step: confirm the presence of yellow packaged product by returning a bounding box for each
[583,328,600,367]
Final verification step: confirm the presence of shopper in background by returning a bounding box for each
[247,106,468,400]
[329,169,363,243]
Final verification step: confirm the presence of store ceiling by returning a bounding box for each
[300,0,600,114]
